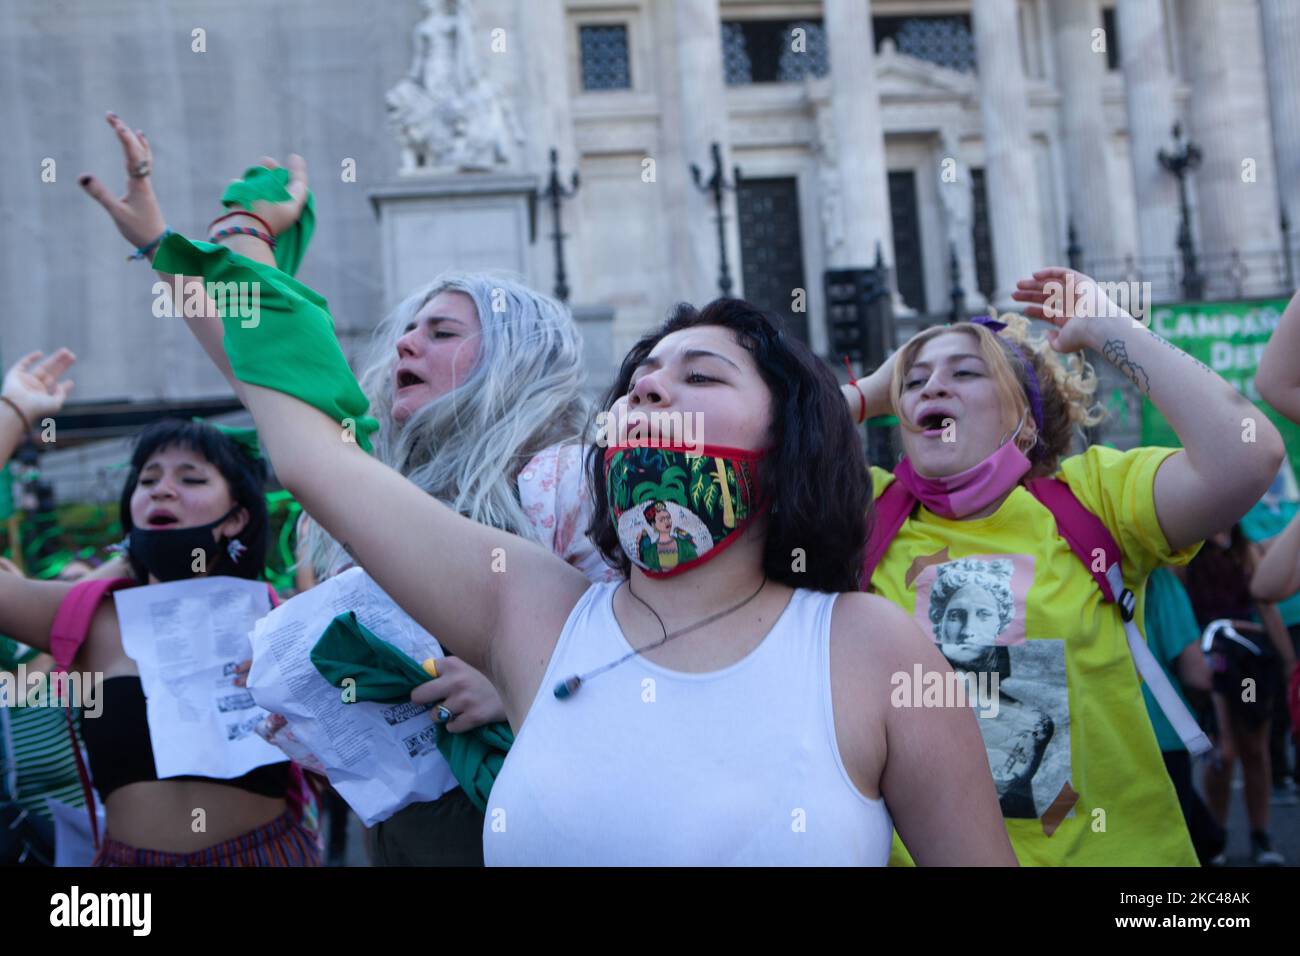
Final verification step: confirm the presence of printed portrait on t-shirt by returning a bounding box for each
[914,555,1073,823]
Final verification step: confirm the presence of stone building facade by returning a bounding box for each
[2,0,1298,495]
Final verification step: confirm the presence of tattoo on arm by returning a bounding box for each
[1102,338,1151,394]
[1148,332,1215,376]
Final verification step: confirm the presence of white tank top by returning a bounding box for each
[483,582,894,865]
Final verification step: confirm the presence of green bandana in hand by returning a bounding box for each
[153,234,378,453]
[221,165,316,277]
[310,611,514,813]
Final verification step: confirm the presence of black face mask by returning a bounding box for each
[127,506,240,582]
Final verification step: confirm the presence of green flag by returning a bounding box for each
[1140,298,1300,482]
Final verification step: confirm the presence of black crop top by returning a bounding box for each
[81,676,290,801]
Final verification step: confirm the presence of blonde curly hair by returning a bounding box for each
[890,313,1105,477]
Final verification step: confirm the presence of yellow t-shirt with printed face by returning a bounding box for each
[872,445,1201,866]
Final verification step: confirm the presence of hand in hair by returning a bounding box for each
[2,349,76,423]
[79,112,166,252]
[1256,288,1300,425]
[1011,267,1126,354]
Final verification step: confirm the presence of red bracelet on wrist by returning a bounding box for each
[209,210,276,237]
[843,355,868,425]
[209,225,277,249]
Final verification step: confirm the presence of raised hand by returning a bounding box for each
[1011,267,1130,354]
[2,349,76,422]
[79,112,167,254]
[236,154,310,236]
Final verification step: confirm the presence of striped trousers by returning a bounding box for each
[93,811,321,867]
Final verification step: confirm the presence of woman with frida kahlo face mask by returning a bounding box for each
[112,139,1017,865]
[844,280,1286,866]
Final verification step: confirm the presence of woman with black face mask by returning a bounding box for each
[0,373,318,865]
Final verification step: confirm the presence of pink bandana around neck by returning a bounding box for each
[892,439,1032,519]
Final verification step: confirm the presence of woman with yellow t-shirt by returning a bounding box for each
[844,268,1286,866]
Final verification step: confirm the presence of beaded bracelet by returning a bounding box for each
[209,210,275,237]
[128,227,172,262]
[209,225,277,249]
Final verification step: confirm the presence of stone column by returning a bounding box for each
[1259,0,1300,239]
[823,0,893,271]
[517,0,583,299]
[971,0,1046,309]
[1182,0,1279,260]
[660,0,738,303]
[1115,0,1182,267]
[1048,0,1116,265]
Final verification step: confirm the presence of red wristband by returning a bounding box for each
[209,210,276,237]
[843,356,868,425]
[209,225,276,249]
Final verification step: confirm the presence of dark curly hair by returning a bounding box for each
[587,298,870,593]
[118,419,270,583]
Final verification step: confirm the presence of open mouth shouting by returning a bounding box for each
[395,367,427,391]
[146,509,180,527]
[916,406,957,438]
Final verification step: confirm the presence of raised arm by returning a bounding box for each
[0,349,85,649]
[0,349,76,467]
[236,383,585,704]
[142,154,588,719]
[79,112,237,388]
[1251,511,1300,603]
[842,352,900,424]
[1256,289,1300,424]
[1014,268,1285,552]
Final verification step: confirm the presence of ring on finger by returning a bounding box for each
[436,705,456,723]
[131,160,151,179]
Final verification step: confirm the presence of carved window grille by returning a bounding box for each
[873,15,977,73]
[722,19,829,85]
[579,24,632,91]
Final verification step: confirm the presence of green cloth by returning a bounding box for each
[1141,567,1203,752]
[310,611,514,813]
[220,165,315,277]
[0,637,39,672]
[153,234,378,453]
[1240,497,1300,628]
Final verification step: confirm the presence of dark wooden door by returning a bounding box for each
[737,176,809,343]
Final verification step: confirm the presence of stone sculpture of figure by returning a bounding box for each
[387,0,521,173]
[811,94,845,264]
[937,128,985,310]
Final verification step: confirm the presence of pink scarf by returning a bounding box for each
[892,439,1032,519]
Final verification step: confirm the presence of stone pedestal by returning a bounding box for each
[369,174,538,307]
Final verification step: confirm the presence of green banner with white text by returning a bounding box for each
[1140,298,1300,485]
